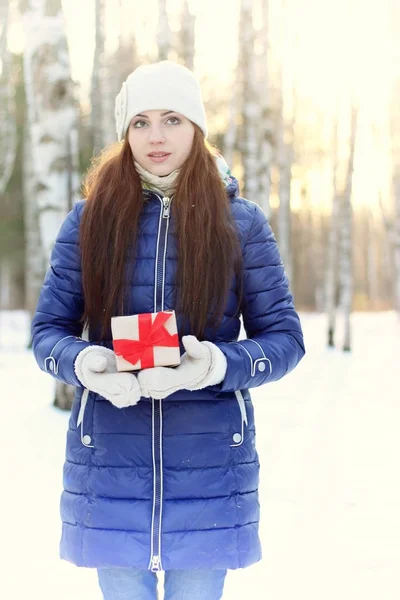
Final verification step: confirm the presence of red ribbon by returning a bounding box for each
[113,312,179,369]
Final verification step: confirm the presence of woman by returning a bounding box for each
[32,61,305,600]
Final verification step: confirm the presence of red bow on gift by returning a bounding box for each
[113,312,179,369]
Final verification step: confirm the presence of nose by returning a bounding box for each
[148,125,166,144]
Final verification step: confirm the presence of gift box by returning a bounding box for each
[111,310,181,372]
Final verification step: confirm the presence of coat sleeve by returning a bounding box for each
[31,202,93,387]
[212,202,305,393]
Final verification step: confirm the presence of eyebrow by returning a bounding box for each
[135,111,175,118]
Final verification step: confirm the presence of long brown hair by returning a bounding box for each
[80,125,243,339]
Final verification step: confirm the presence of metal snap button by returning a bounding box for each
[258,362,266,372]
[232,433,242,444]
[82,435,92,445]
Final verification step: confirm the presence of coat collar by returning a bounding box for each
[143,174,239,202]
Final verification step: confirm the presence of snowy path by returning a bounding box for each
[0,311,399,599]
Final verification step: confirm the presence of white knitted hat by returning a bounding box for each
[115,61,208,142]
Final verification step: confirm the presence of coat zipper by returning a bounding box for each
[148,194,171,572]
[150,397,163,572]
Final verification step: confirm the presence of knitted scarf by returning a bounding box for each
[134,153,234,197]
[134,160,179,197]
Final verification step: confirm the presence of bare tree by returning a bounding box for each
[366,207,379,308]
[223,89,239,169]
[21,0,80,257]
[157,0,171,61]
[338,104,358,351]
[0,0,19,314]
[325,113,341,347]
[21,0,80,409]
[257,0,273,217]
[237,0,260,203]
[91,0,106,154]
[0,0,17,195]
[103,1,142,146]
[225,0,273,211]
[223,40,240,168]
[178,0,195,70]
[311,209,326,312]
[390,142,400,314]
[390,73,400,314]
[276,85,294,284]
[23,124,44,317]
[274,0,300,284]
[375,0,400,315]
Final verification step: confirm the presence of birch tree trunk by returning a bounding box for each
[392,160,400,314]
[23,102,44,317]
[179,1,195,71]
[103,2,140,145]
[257,0,273,218]
[325,114,340,347]
[223,89,238,169]
[378,190,399,310]
[157,0,171,61]
[276,130,293,283]
[338,104,358,352]
[390,65,400,313]
[21,0,80,409]
[0,259,11,308]
[274,0,296,284]
[238,0,260,204]
[102,65,118,148]
[387,0,400,315]
[91,0,106,154]
[223,21,241,171]
[276,80,294,284]
[367,207,379,308]
[379,0,400,314]
[0,0,17,195]
[21,0,80,258]
[312,210,325,312]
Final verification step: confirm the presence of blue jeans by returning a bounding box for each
[97,567,227,600]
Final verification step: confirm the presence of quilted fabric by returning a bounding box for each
[31,175,305,571]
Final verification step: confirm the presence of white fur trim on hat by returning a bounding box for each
[115,61,208,141]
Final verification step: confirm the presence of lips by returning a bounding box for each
[147,152,171,163]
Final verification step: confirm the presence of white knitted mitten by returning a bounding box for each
[74,346,141,408]
[137,335,227,400]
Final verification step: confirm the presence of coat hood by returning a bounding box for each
[214,152,239,198]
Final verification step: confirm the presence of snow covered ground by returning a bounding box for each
[0,310,399,600]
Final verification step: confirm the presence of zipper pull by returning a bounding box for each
[162,197,171,219]
[151,555,161,571]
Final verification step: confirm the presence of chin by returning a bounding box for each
[147,163,175,176]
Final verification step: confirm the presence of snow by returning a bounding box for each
[1,310,399,599]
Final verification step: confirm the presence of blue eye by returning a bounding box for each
[132,116,180,128]
[133,120,147,129]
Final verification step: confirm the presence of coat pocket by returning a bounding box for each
[230,390,248,447]
[77,389,95,448]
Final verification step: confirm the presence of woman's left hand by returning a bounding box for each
[137,335,227,399]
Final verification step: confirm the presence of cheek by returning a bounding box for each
[128,134,135,153]
[179,131,195,160]
[128,133,142,158]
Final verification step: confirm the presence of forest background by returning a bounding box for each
[1,5,400,596]
[1,0,399,358]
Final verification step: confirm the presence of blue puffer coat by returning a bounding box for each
[32,175,304,572]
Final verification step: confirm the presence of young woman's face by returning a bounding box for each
[128,109,195,175]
